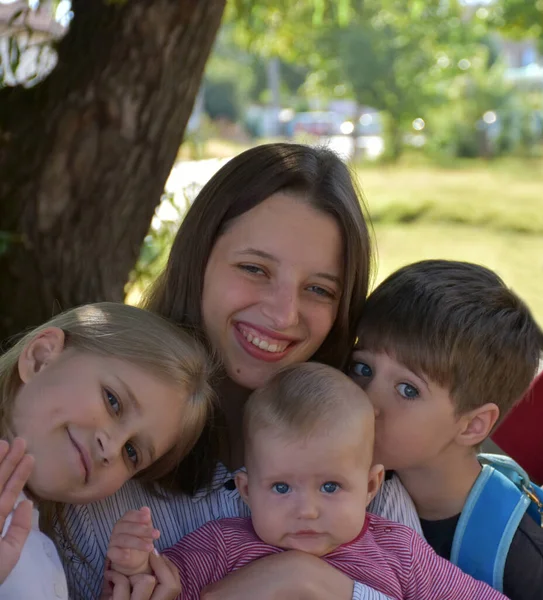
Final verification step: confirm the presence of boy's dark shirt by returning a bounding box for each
[420,512,543,600]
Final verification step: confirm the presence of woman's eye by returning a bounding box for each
[307,285,334,298]
[350,361,373,378]
[124,442,139,466]
[239,264,265,275]
[272,482,291,494]
[106,390,121,414]
[321,482,340,494]
[396,383,420,399]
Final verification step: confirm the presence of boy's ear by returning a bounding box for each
[456,403,500,448]
[235,471,250,507]
[366,463,385,507]
[18,327,66,384]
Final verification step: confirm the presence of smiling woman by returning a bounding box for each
[56,144,421,600]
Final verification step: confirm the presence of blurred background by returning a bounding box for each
[1,0,542,332]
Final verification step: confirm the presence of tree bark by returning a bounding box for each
[0,0,226,340]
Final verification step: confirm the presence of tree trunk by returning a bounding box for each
[0,0,226,340]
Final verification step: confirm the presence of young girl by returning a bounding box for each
[0,302,214,598]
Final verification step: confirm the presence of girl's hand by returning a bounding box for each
[102,552,181,600]
[107,507,160,576]
[200,550,354,600]
[0,438,35,584]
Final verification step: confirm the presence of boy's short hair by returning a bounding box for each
[244,362,370,441]
[356,260,543,422]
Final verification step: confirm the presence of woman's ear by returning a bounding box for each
[235,471,250,507]
[366,463,385,507]
[18,327,66,383]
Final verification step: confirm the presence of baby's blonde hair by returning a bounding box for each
[244,362,373,443]
[0,302,216,483]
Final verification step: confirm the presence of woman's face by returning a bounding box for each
[202,192,343,390]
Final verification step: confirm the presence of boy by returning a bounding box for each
[351,259,543,600]
[106,362,507,600]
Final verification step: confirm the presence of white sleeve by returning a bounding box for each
[367,473,423,536]
[353,582,395,600]
[0,494,68,600]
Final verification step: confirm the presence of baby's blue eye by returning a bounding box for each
[272,482,291,494]
[106,390,120,413]
[397,383,419,399]
[351,361,373,378]
[321,482,340,494]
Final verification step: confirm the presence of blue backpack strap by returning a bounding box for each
[450,462,530,592]
[479,453,543,528]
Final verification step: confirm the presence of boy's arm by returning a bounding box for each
[162,520,229,599]
[407,531,508,600]
[503,513,543,600]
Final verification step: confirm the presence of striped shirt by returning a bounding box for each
[55,464,421,599]
[164,514,507,600]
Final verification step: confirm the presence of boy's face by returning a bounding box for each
[236,418,383,556]
[349,349,464,472]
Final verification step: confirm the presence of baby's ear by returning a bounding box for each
[18,327,66,383]
[366,464,385,507]
[235,471,250,506]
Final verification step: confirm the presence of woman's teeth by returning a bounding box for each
[240,329,290,353]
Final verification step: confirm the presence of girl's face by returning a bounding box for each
[202,192,343,390]
[12,332,186,503]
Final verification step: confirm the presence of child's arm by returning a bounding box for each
[107,507,160,577]
[407,530,508,600]
[0,438,34,585]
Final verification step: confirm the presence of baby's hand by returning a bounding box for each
[107,507,160,576]
[0,438,35,584]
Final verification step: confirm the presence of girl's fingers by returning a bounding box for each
[0,454,34,533]
[103,570,131,600]
[0,439,27,490]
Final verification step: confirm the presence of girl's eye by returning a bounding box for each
[307,285,334,298]
[106,390,121,414]
[350,361,373,379]
[239,264,265,276]
[272,482,291,494]
[124,442,139,466]
[396,383,420,399]
[321,482,340,494]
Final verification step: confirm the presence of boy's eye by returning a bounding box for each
[106,390,121,414]
[396,383,419,399]
[124,442,139,466]
[272,482,291,494]
[321,482,340,494]
[350,361,373,379]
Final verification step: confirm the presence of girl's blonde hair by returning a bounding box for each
[0,302,216,483]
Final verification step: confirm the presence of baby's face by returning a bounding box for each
[239,421,382,556]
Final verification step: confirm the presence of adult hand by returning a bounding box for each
[200,550,354,600]
[0,438,35,584]
[102,552,181,600]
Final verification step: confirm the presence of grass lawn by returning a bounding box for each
[355,155,543,325]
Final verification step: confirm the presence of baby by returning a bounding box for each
[107,362,507,600]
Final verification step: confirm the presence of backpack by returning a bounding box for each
[450,453,543,593]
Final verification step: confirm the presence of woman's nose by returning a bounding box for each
[261,286,299,330]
